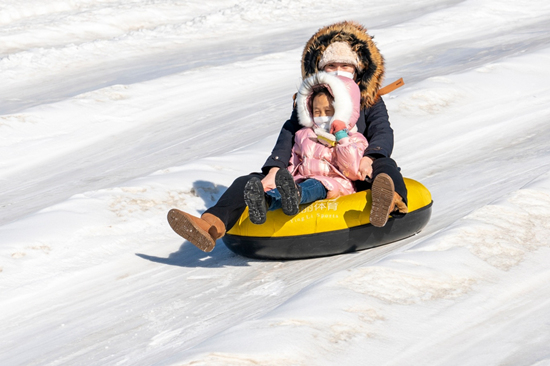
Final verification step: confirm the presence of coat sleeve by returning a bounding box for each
[261,108,301,174]
[288,129,305,174]
[334,133,369,181]
[362,98,394,159]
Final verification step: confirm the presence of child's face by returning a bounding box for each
[312,93,335,118]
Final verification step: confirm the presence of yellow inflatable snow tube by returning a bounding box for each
[223,178,433,259]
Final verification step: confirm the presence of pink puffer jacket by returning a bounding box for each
[289,72,368,197]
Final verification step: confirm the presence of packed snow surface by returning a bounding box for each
[1,0,550,365]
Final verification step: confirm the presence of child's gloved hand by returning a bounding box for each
[330,120,346,133]
[330,120,348,142]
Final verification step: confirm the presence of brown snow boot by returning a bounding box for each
[393,193,408,214]
[167,209,225,252]
[370,174,409,227]
[370,173,396,228]
[201,213,226,240]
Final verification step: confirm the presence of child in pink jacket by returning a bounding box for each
[245,72,368,224]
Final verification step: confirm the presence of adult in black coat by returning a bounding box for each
[167,21,408,252]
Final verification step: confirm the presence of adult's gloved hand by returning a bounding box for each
[359,156,374,180]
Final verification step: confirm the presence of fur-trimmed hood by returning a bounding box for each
[296,72,361,130]
[301,21,385,109]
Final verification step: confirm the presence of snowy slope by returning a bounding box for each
[1,0,550,365]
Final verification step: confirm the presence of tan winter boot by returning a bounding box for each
[393,193,408,214]
[201,213,226,240]
[167,209,225,252]
[370,173,395,228]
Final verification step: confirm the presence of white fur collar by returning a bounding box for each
[296,72,354,129]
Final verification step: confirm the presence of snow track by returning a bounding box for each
[1,1,550,365]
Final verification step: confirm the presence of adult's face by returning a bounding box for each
[323,62,356,74]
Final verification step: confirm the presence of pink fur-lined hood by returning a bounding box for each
[296,72,361,132]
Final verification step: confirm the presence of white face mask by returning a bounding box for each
[328,70,355,79]
[314,116,332,131]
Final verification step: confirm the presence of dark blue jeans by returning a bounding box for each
[266,178,327,211]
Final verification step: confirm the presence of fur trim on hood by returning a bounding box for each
[296,72,360,129]
[301,21,385,109]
